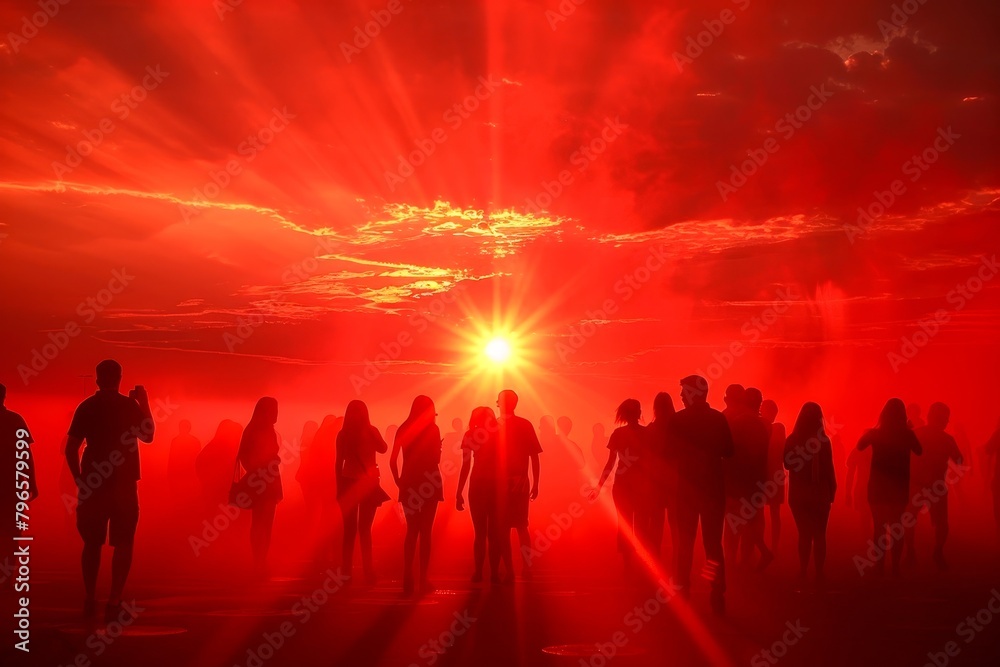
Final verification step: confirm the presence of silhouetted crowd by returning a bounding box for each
[4,361,999,624]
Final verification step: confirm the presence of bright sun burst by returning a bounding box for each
[484,337,512,364]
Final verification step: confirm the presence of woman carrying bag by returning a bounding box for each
[335,400,390,585]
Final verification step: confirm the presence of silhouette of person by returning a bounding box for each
[167,420,201,508]
[539,415,559,455]
[557,416,586,468]
[385,424,398,448]
[986,419,1000,541]
[456,406,513,584]
[590,423,608,467]
[669,375,733,615]
[722,385,773,570]
[300,416,341,564]
[497,390,542,580]
[237,397,282,576]
[906,402,963,570]
[761,399,787,553]
[65,360,154,620]
[2,383,38,642]
[784,402,836,587]
[300,416,339,508]
[391,396,443,595]
[443,417,464,455]
[593,399,649,579]
[907,403,926,430]
[857,398,922,576]
[846,441,872,534]
[2,382,38,509]
[293,419,320,492]
[196,420,243,512]
[645,392,677,561]
[336,402,389,585]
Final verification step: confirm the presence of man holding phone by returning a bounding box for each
[66,360,154,621]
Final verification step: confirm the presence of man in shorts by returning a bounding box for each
[66,360,154,621]
[497,390,542,579]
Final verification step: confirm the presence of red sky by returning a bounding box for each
[2,0,999,441]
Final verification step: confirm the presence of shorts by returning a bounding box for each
[77,482,139,547]
[508,489,530,528]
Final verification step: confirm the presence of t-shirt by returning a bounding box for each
[857,427,922,507]
[724,411,770,498]
[68,390,148,484]
[607,424,647,479]
[462,428,500,486]
[669,404,734,499]
[2,407,37,500]
[912,426,962,492]
[498,414,542,483]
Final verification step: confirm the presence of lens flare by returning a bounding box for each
[484,337,512,363]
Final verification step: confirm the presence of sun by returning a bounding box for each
[484,337,512,364]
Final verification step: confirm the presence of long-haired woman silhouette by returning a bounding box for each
[784,402,836,586]
[238,397,282,576]
[456,406,513,584]
[857,398,922,576]
[336,401,389,585]
[592,398,648,579]
[390,395,443,595]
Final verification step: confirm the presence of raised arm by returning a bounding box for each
[133,387,154,443]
